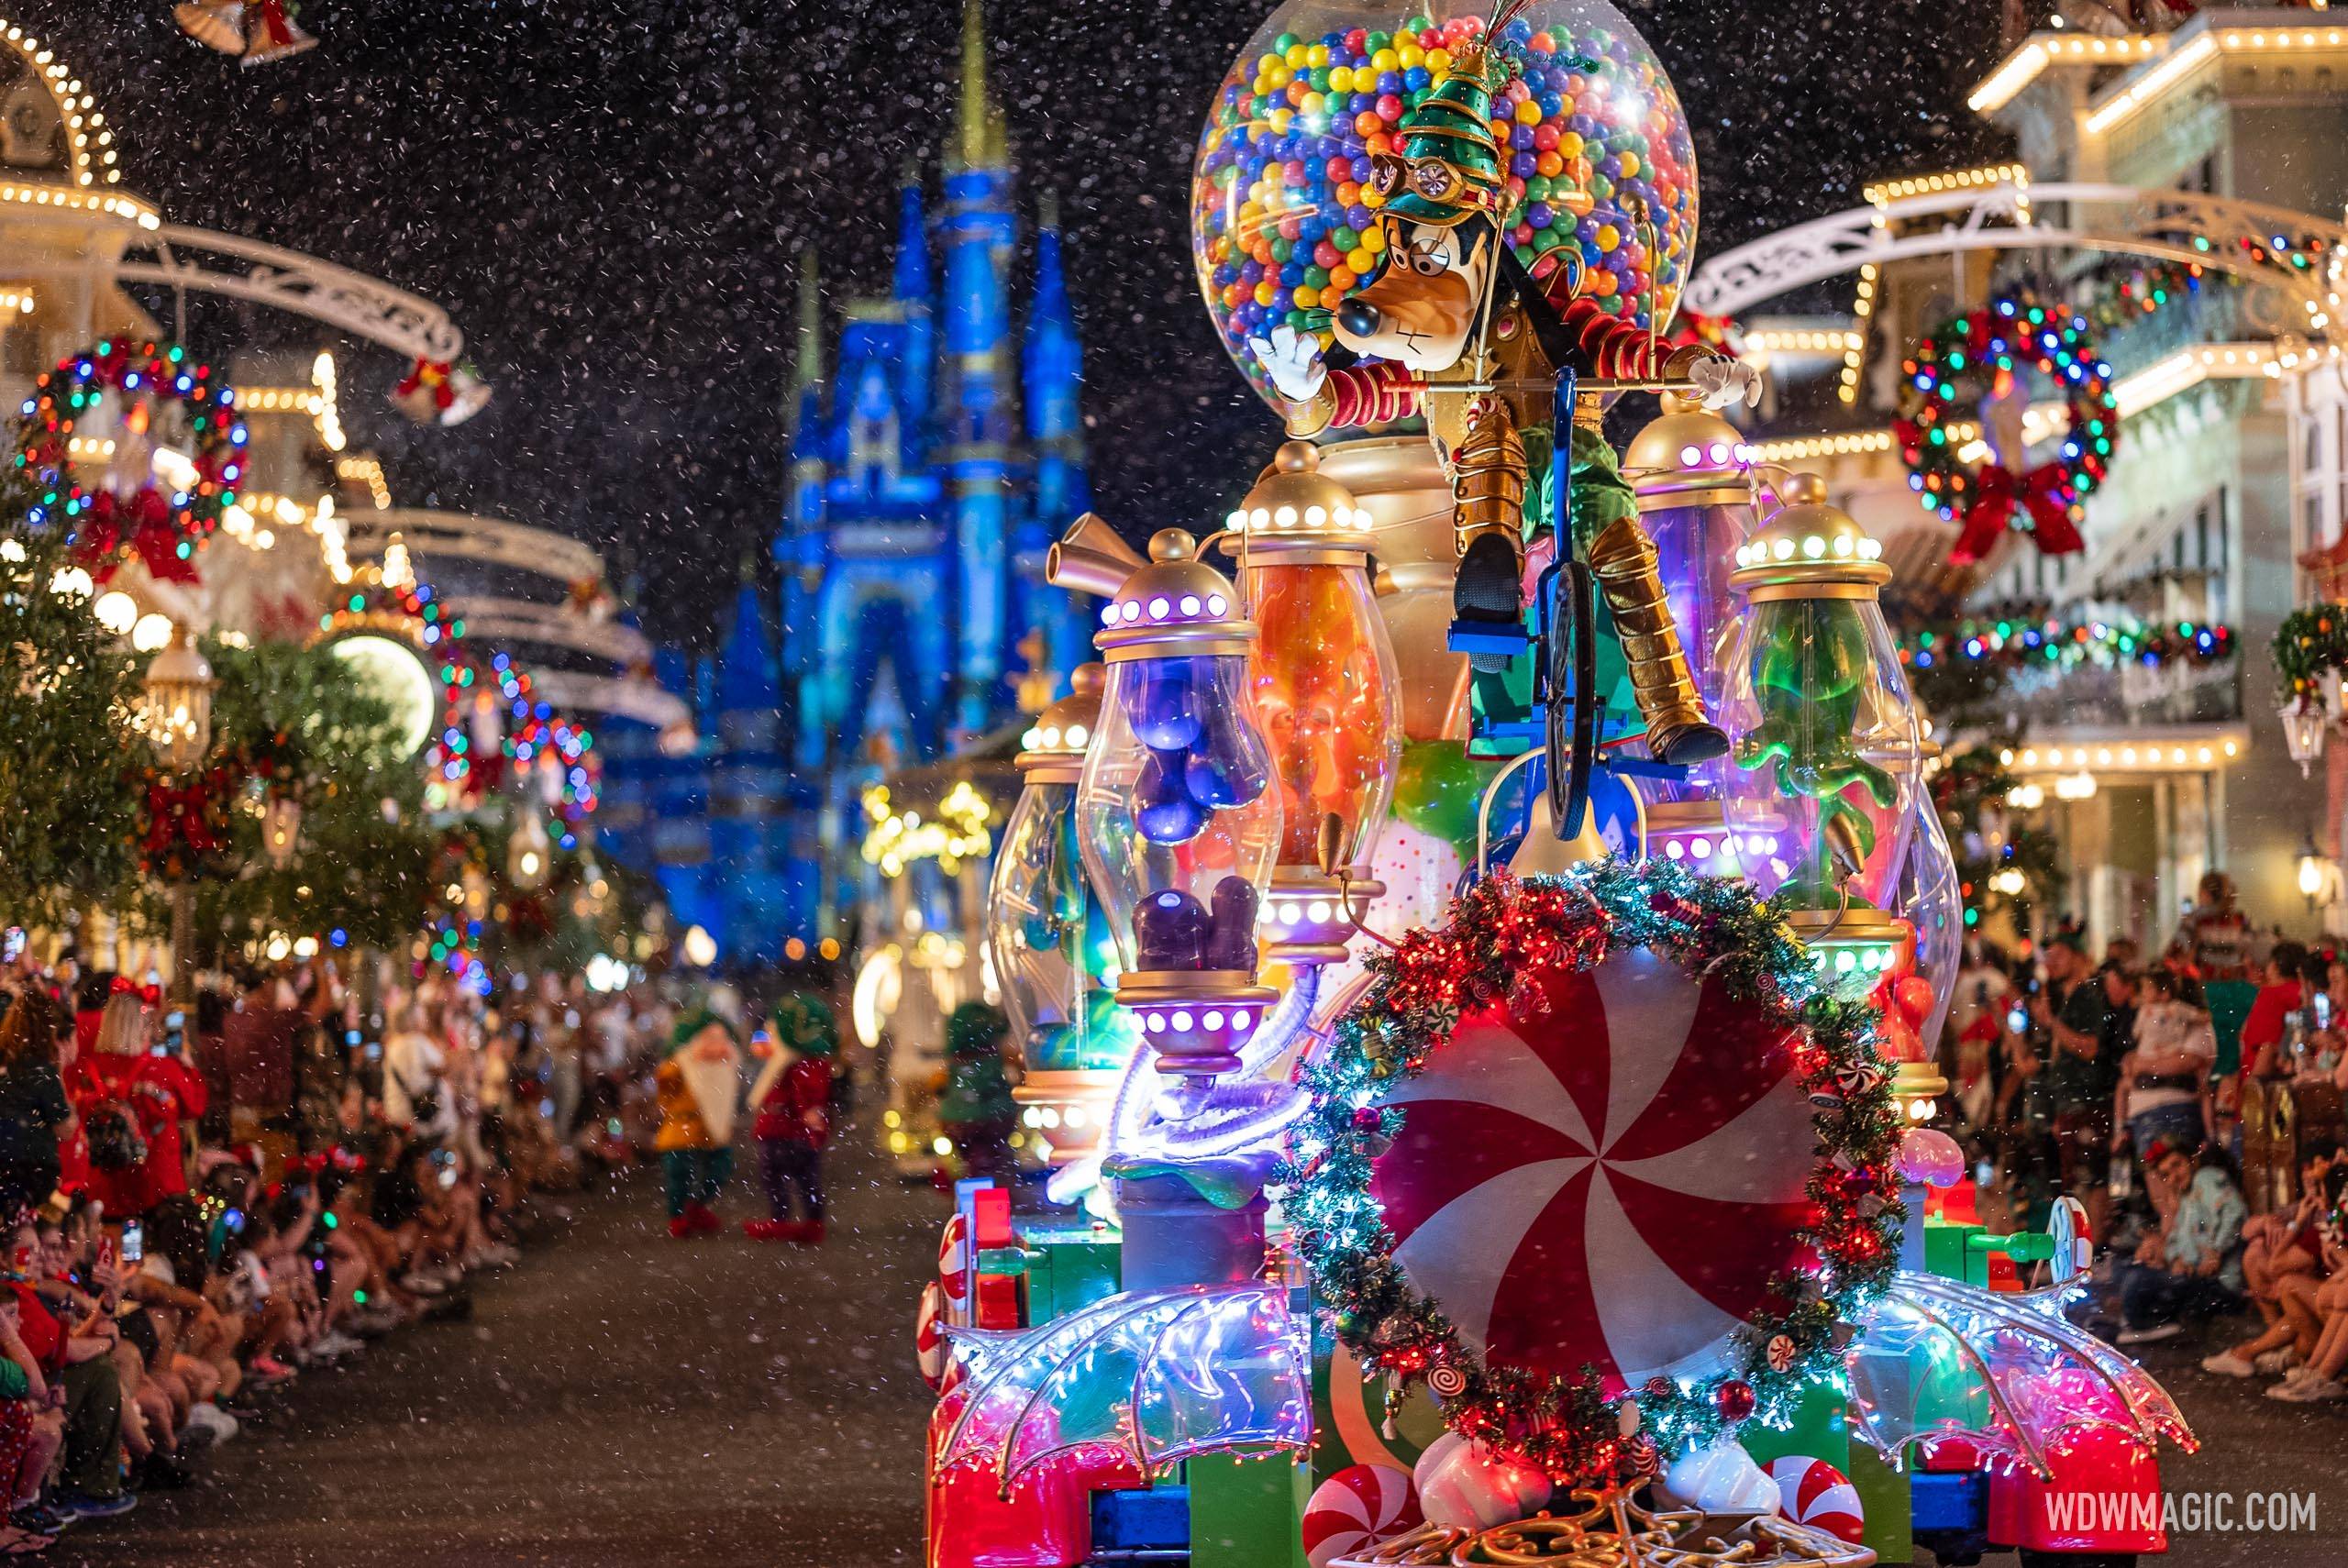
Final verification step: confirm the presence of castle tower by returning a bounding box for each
[1019,194,1096,686]
[893,171,936,444]
[710,572,793,965]
[939,0,1019,734]
[780,252,826,689]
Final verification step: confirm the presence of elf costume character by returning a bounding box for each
[743,993,836,1244]
[936,1003,1016,1181]
[654,1009,740,1238]
[1247,6,1756,765]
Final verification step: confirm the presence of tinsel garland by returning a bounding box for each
[1279,859,1902,1483]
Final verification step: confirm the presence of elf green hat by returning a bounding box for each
[769,993,837,1058]
[668,1006,729,1057]
[1373,23,1513,227]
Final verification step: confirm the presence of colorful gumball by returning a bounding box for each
[1392,739,1486,848]
[1767,1455,1865,1543]
[1301,1463,1422,1568]
[914,1281,951,1390]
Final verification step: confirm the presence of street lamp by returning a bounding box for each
[260,795,303,869]
[507,811,552,892]
[144,628,216,999]
[2297,831,2339,913]
[2281,698,2328,778]
[143,628,216,774]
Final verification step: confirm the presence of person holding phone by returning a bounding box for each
[67,992,207,1223]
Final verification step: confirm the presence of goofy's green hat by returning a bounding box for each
[1367,1,1526,227]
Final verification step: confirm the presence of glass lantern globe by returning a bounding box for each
[1218,441,1402,966]
[1620,394,1757,864]
[1190,0,1700,408]
[990,665,1139,1169]
[1076,529,1284,1083]
[1716,473,1925,990]
[1892,766,1965,1052]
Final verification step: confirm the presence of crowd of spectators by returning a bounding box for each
[1946,871,2348,1401]
[0,949,670,1554]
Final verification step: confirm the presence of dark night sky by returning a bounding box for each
[20,0,2006,650]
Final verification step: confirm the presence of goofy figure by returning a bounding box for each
[1248,13,1756,767]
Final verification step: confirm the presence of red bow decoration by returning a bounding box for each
[108,976,136,996]
[143,774,227,860]
[77,489,203,585]
[1947,460,2085,567]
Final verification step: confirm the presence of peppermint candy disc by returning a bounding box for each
[1301,1463,1421,1568]
[914,1281,950,1391]
[1424,1364,1468,1399]
[938,1213,971,1315]
[1370,948,1812,1388]
[1768,1455,1865,1543]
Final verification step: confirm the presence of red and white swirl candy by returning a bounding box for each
[914,1281,951,1391]
[1768,1455,1865,1543]
[1301,1464,1421,1568]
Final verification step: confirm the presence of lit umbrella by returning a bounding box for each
[936,1284,1308,1496]
[1845,1273,2196,1480]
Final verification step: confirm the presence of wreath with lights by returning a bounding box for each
[1893,293,2117,569]
[1279,861,1901,1482]
[13,339,248,583]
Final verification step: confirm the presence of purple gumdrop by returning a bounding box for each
[1136,889,1211,971]
[1187,714,1270,808]
[1129,657,1202,751]
[1205,878,1260,974]
[1137,746,1210,844]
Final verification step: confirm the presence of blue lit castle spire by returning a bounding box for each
[597,0,1093,947]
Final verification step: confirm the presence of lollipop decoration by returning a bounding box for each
[1076,529,1283,1091]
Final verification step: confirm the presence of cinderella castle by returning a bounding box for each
[598,0,1096,962]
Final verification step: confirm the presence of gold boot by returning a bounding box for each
[1583,513,1729,764]
[1448,396,1532,670]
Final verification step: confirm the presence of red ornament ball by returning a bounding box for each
[1715,1379,1756,1422]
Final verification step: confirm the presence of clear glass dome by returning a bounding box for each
[1894,782,1966,1051]
[1246,559,1401,869]
[988,778,1140,1074]
[1716,482,1926,912]
[1191,0,1699,406]
[1078,651,1284,976]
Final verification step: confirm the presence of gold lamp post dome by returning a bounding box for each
[1730,472,1888,598]
[1094,529,1256,659]
[1016,662,1107,781]
[1223,441,1378,558]
[1623,392,1755,510]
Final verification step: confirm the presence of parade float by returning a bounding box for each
[917,1,2197,1564]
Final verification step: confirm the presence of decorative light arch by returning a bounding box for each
[0,17,123,191]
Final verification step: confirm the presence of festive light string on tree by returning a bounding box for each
[13,339,249,582]
[1893,293,2118,566]
[1279,860,1900,1482]
[1929,744,2067,933]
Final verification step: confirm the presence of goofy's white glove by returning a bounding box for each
[1247,324,1329,403]
[1687,354,1764,412]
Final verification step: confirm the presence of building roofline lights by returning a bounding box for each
[1967,32,2165,116]
[2084,14,2348,137]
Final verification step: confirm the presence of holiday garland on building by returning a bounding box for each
[1894,293,2118,566]
[1929,741,2067,933]
[1280,861,1900,1481]
[1902,613,2233,683]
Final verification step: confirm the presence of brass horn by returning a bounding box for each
[1047,513,1146,596]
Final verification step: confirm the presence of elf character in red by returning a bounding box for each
[743,995,836,1245]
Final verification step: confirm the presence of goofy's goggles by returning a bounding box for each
[1365,146,1510,224]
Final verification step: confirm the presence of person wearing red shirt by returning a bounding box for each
[2243,941,2311,1081]
[70,995,207,1222]
[743,995,836,1244]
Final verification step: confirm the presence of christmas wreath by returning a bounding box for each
[1893,293,2117,569]
[13,340,248,583]
[1280,861,1901,1482]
